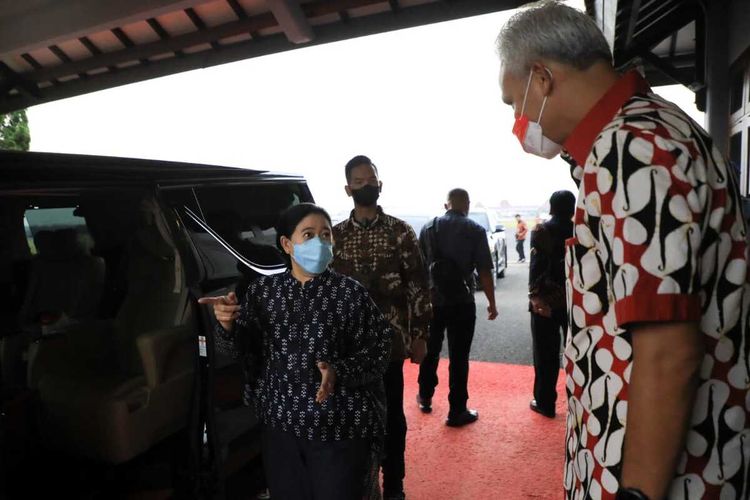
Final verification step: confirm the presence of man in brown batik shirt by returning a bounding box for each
[332,155,432,500]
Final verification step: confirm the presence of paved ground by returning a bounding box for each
[470,258,533,365]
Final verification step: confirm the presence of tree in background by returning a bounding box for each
[0,109,30,151]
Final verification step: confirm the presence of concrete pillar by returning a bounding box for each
[704,0,730,156]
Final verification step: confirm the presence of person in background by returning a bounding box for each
[514,214,528,262]
[527,190,575,419]
[332,155,432,500]
[200,203,391,500]
[497,2,750,499]
[417,188,498,427]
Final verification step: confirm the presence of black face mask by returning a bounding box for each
[351,184,380,207]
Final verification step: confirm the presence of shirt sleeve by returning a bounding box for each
[214,279,263,371]
[473,225,494,273]
[398,223,432,342]
[594,129,702,326]
[528,225,548,292]
[517,222,528,240]
[331,283,392,388]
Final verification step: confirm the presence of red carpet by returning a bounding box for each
[401,361,566,500]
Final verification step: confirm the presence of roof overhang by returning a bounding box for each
[0,0,527,114]
[586,0,704,107]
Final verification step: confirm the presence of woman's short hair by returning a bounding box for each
[549,190,576,218]
[496,1,612,77]
[275,203,332,267]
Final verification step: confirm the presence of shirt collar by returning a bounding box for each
[562,70,651,166]
[349,206,384,229]
[283,268,332,288]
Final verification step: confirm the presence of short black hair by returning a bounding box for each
[344,155,378,183]
[549,190,576,218]
[447,188,469,204]
[275,203,332,268]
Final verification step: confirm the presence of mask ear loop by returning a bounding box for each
[538,95,549,122]
[537,67,554,122]
[519,69,533,116]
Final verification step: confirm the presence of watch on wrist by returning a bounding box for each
[615,487,650,500]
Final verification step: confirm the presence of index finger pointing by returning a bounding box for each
[198,296,226,305]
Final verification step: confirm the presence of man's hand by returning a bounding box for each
[487,304,498,320]
[530,296,552,318]
[478,269,497,320]
[198,292,239,331]
[410,338,427,364]
[316,362,336,403]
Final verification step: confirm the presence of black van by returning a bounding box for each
[0,150,313,498]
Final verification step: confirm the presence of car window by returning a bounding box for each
[165,182,313,282]
[468,212,490,232]
[24,207,88,255]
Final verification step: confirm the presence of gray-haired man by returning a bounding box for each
[497,2,749,500]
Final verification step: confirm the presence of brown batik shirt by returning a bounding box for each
[332,207,432,361]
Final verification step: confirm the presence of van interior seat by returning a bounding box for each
[2,227,106,391]
[20,228,105,325]
[33,199,195,464]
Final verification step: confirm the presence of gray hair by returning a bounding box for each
[496,1,612,77]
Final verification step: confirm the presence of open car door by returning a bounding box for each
[161,181,311,499]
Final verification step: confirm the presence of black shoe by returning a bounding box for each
[445,409,478,427]
[383,491,406,500]
[416,394,432,413]
[529,399,555,418]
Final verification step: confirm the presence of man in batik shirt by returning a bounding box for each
[332,155,432,500]
[497,3,749,500]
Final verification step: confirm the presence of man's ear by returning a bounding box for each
[345,185,352,197]
[280,235,293,256]
[530,62,553,96]
[444,203,449,211]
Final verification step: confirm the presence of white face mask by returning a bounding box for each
[511,69,563,159]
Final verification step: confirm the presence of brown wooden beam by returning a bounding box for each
[0,62,40,99]
[30,13,277,83]
[0,0,206,59]
[185,8,221,49]
[0,0,526,113]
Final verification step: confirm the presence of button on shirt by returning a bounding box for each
[214,270,392,442]
[419,210,494,307]
[332,208,432,361]
[562,70,750,499]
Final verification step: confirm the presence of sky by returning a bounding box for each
[27,1,704,217]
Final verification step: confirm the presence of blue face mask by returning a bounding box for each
[292,237,333,275]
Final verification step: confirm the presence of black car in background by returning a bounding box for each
[0,150,313,499]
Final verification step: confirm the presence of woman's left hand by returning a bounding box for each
[316,361,337,403]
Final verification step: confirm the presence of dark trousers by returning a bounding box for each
[382,360,407,494]
[516,239,526,260]
[418,303,476,416]
[261,427,369,500]
[529,312,564,413]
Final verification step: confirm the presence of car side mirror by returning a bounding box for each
[494,224,504,233]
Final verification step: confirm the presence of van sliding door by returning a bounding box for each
[161,181,311,499]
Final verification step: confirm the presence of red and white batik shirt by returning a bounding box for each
[561,70,750,499]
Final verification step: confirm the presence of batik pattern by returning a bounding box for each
[215,270,392,442]
[333,207,432,360]
[564,93,750,499]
